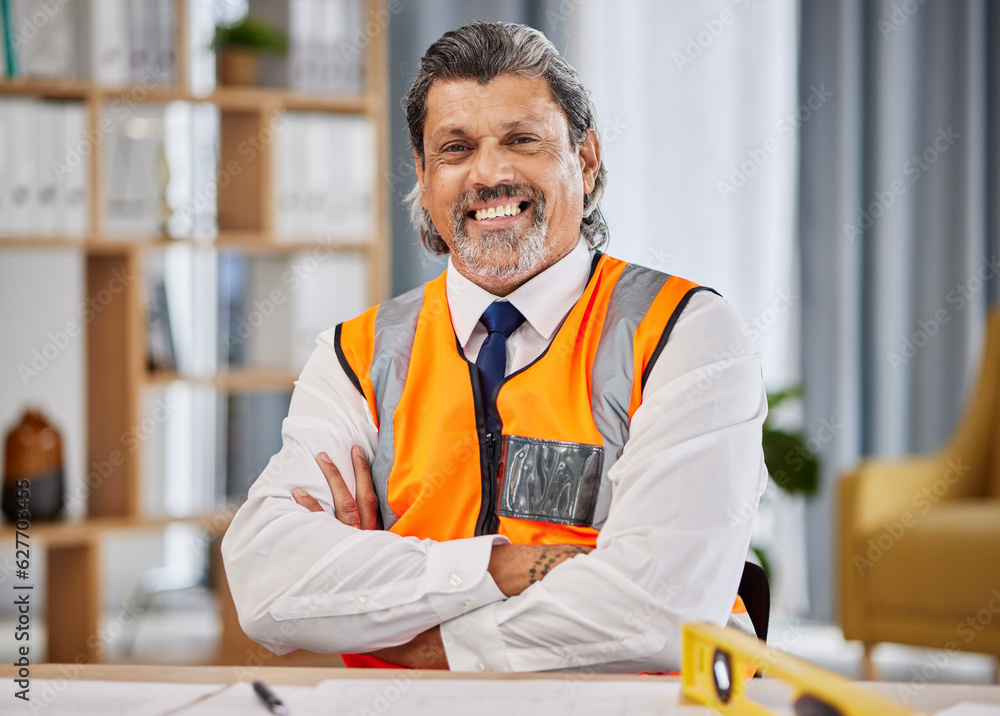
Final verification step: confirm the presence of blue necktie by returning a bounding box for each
[475,301,526,434]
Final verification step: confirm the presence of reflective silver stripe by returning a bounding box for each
[499,436,603,526]
[589,263,670,529]
[367,284,426,530]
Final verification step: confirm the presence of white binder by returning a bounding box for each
[35,101,58,236]
[88,0,131,85]
[6,98,37,236]
[62,103,90,238]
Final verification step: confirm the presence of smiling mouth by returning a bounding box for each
[467,201,531,221]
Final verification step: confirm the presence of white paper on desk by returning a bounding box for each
[171,682,320,715]
[1,680,224,716]
[935,704,1000,716]
[310,678,684,716]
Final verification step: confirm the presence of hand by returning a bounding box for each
[292,446,383,530]
[366,626,448,669]
[367,546,594,669]
[488,543,593,597]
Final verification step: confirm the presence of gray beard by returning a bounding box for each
[450,204,549,282]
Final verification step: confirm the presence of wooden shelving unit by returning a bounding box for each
[0,0,390,666]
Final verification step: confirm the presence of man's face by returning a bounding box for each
[415,74,600,292]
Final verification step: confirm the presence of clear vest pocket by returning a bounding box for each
[498,436,604,526]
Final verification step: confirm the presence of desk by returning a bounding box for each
[2,664,1000,714]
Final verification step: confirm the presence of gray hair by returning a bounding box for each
[404,21,608,255]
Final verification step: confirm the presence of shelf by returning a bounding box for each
[0,78,371,113]
[147,368,298,392]
[207,87,371,113]
[0,236,90,249]
[0,77,95,99]
[1,235,375,254]
[0,509,235,548]
[0,236,168,252]
[215,232,373,253]
[0,0,390,667]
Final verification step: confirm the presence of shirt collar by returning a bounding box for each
[446,239,594,348]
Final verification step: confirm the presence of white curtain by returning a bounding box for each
[569,0,808,614]
[797,0,1000,622]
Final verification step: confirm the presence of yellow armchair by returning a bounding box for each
[838,308,1000,677]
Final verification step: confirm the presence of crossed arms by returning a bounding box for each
[292,447,594,667]
[220,291,768,672]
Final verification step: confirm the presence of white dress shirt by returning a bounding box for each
[221,239,768,673]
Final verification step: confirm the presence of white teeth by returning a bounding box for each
[474,203,522,221]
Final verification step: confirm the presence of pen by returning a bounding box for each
[253,680,289,715]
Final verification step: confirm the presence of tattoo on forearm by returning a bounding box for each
[528,546,589,584]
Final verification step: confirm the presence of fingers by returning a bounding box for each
[351,446,381,530]
[296,449,380,530]
[316,452,361,527]
[292,487,324,513]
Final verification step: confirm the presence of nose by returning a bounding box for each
[468,141,515,188]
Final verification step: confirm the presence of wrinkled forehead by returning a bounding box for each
[423,74,571,141]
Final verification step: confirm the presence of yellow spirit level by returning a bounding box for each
[682,622,923,716]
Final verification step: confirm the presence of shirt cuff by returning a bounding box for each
[425,534,508,623]
[440,601,512,672]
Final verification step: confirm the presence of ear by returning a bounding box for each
[413,148,426,205]
[578,128,601,195]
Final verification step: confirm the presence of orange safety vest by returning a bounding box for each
[335,253,741,668]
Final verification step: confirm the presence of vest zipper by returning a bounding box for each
[473,429,503,536]
[485,431,501,534]
[470,352,498,536]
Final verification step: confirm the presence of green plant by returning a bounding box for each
[212,16,288,54]
[762,385,820,497]
[751,385,822,582]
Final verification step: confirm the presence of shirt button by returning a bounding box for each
[449,573,463,587]
[563,651,574,663]
[477,660,489,672]
[356,595,367,608]
[462,599,474,609]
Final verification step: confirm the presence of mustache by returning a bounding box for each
[450,183,545,220]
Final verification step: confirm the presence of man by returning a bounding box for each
[222,21,767,673]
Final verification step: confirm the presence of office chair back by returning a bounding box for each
[738,561,770,642]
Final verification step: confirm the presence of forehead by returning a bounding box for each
[423,74,569,140]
